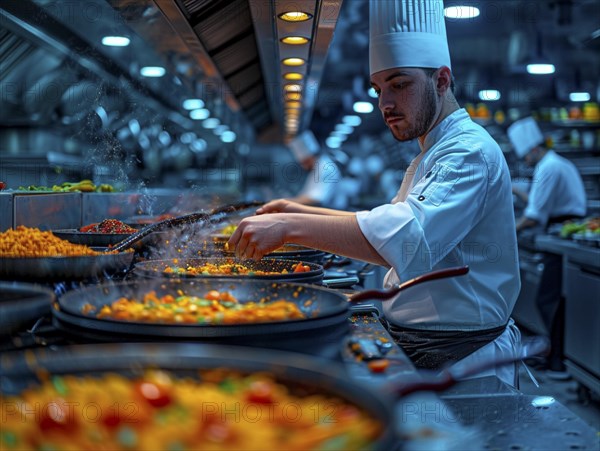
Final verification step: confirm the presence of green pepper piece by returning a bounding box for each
[52,375,68,396]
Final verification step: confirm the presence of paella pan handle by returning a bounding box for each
[347,265,469,303]
[394,337,549,397]
[108,201,265,253]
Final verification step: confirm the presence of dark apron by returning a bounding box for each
[385,321,507,371]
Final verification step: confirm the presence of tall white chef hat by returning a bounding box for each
[370,0,451,76]
[288,130,320,161]
[507,117,544,158]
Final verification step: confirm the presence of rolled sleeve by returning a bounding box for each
[356,204,428,273]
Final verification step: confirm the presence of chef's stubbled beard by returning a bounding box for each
[390,74,438,142]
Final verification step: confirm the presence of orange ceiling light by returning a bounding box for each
[284,72,303,81]
[278,11,312,22]
[282,57,305,66]
[281,36,310,45]
[285,101,302,109]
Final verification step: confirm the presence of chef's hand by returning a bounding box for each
[227,214,289,260]
[256,199,306,215]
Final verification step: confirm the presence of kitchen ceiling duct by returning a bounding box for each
[174,0,271,131]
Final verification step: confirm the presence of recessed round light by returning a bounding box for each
[444,6,480,19]
[478,90,501,101]
[220,131,237,143]
[282,58,305,67]
[353,101,374,114]
[284,83,302,92]
[285,92,302,101]
[140,66,166,77]
[281,36,310,45]
[202,118,220,129]
[189,108,210,120]
[102,36,130,47]
[284,72,304,81]
[569,92,591,102]
[182,99,204,110]
[278,11,312,22]
[526,63,555,75]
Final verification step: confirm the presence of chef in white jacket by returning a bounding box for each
[229,0,521,386]
[286,130,342,207]
[508,117,586,232]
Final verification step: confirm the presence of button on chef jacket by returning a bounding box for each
[524,150,586,226]
[356,109,521,385]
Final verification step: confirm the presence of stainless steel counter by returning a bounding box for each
[535,234,600,268]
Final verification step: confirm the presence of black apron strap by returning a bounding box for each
[385,321,508,371]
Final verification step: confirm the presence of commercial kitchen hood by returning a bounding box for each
[0,0,343,146]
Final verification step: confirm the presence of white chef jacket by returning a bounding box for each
[524,150,586,226]
[298,154,342,205]
[356,109,521,386]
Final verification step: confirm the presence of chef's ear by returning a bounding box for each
[434,66,452,95]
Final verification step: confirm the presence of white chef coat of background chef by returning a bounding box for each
[288,130,343,207]
[356,0,521,386]
[508,117,586,226]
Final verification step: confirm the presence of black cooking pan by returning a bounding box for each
[0,339,550,450]
[52,279,350,358]
[53,266,471,341]
[0,343,394,450]
[0,282,55,335]
[0,250,135,282]
[132,257,324,284]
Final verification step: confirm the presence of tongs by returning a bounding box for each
[106,200,264,253]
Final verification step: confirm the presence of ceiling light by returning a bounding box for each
[284,84,302,92]
[202,118,220,129]
[214,125,229,135]
[526,63,555,75]
[326,137,342,149]
[342,115,362,127]
[182,99,204,110]
[140,66,166,77]
[368,87,378,99]
[444,6,480,19]
[282,58,305,67]
[353,101,374,114]
[284,73,304,81]
[220,131,236,143]
[285,101,302,109]
[278,11,312,22]
[335,124,353,134]
[284,92,302,101]
[101,36,130,47]
[569,92,591,102]
[190,139,207,153]
[180,132,196,144]
[478,90,501,101]
[281,36,310,45]
[189,108,210,120]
